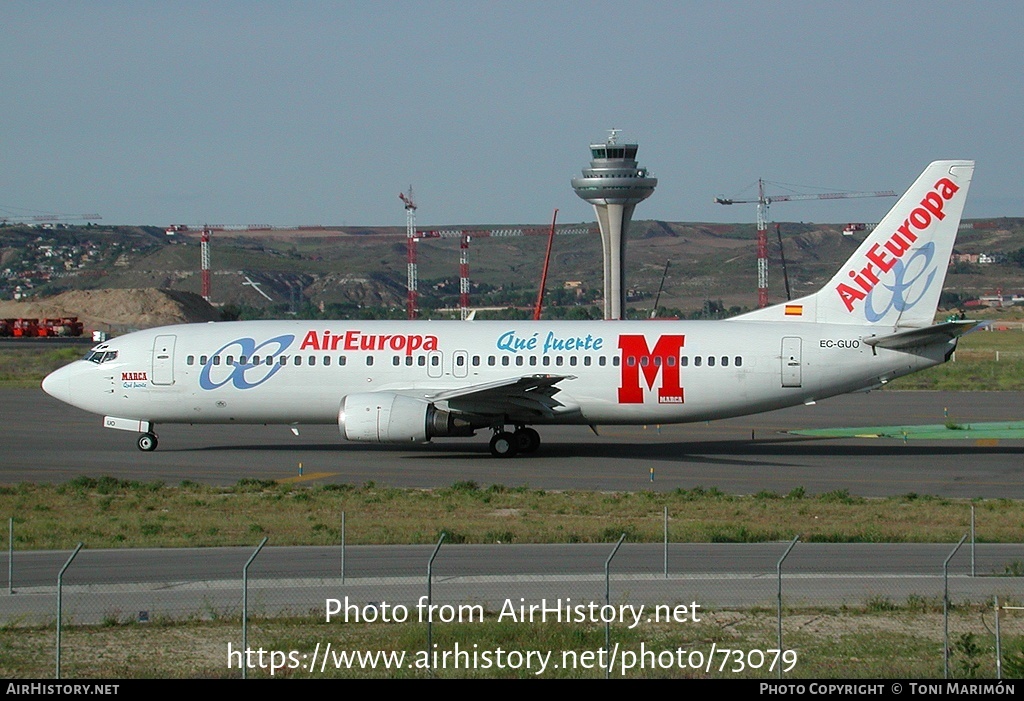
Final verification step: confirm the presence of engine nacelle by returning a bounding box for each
[339,392,476,443]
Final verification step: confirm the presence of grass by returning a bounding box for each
[0,347,83,387]
[2,479,1024,549]
[4,602,1023,678]
[888,326,1024,390]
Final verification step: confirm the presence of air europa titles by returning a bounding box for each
[299,330,438,356]
[836,176,960,313]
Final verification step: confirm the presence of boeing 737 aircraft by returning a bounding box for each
[42,161,975,457]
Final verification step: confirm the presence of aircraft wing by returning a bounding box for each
[425,374,577,419]
[862,321,979,351]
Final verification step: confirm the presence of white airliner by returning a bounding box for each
[43,161,975,457]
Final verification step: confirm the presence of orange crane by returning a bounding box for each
[715,180,896,307]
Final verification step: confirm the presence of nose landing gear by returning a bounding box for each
[137,432,158,451]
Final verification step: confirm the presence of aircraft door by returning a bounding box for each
[152,335,176,386]
[453,350,469,378]
[781,337,802,388]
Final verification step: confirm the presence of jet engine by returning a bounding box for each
[339,392,476,443]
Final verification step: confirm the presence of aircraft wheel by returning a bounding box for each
[137,433,158,452]
[489,431,518,458]
[514,427,541,453]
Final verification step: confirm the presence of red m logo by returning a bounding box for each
[617,334,685,404]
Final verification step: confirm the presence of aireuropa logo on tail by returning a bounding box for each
[835,176,959,320]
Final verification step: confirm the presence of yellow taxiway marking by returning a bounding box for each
[276,472,338,484]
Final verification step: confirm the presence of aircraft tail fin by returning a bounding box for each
[733,160,974,328]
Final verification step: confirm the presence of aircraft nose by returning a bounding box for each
[41,367,71,404]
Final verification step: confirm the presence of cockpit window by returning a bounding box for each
[85,350,119,364]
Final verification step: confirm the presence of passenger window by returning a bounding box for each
[279,356,287,366]
[392,356,400,366]
[721,356,729,367]
[339,356,347,366]
[542,356,550,366]
[367,356,374,366]
[456,355,465,367]
[472,356,480,367]
[418,356,426,366]
[735,356,743,367]
[502,357,510,366]
[186,355,195,365]
[681,356,689,367]
[708,356,715,367]
[213,356,221,366]
[200,355,208,365]
[612,357,620,367]
[309,356,316,366]
[324,356,331,367]
[405,356,413,366]
[488,356,496,366]
[516,356,524,366]
[294,356,302,366]
[430,355,439,366]
[598,357,606,366]
[694,357,702,367]
[583,357,591,366]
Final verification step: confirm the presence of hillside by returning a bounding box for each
[2,218,1021,321]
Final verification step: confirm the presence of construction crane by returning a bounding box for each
[417,223,595,319]
[399,186,418,320]
[715,180,896,308]
[0,210,101,226]
[200,226,212,302]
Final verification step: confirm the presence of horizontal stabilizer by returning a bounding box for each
[862,320,978,351]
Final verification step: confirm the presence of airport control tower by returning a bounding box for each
[572,130,657,319]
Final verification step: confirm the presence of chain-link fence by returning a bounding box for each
[4,527,1024,679]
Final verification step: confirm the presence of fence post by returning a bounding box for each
[971,505,976,577]
[426,533,446,674]
[56,542,83,680]
[242,537,269,679]
[341,511,346,585]
[605,533,627,679]
[995,596,1002,679]
[777,536,800,679]
[944,534,969,679]
[663,507,668,579]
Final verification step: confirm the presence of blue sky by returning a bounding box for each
[2,1,1021,227]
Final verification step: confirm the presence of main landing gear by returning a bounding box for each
[137,432,158,452]
[488,426,541,458]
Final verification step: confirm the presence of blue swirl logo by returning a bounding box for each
[864,243,936,322]
[198,334,295,390]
